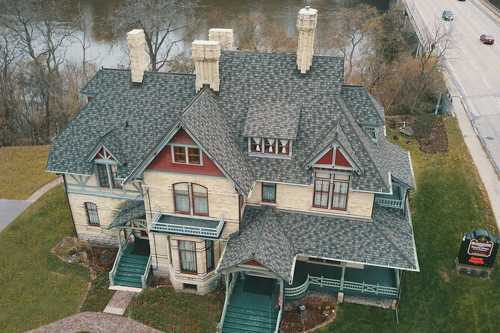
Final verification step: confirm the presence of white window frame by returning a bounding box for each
[248,137,292,158]
[95,159,122,190]
[171,144,203,166]
[312,170,350,211]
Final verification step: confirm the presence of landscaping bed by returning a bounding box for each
[281,294,336,333]
[317,118,500,332]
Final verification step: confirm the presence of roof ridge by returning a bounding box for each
[221,49,344,60]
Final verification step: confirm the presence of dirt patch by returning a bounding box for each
[52,237,90,265]
[417,116,448,153]
[439,270,451,283]
[281,294,336,333]
[87,246,118,272]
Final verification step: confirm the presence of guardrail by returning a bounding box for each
[308,275,399,298]
[141,255,152,289]
[109,246,124,286]
[374,197,404,209]
[151,217,224,238]
[217,272,238,333]
[284,275,310,298]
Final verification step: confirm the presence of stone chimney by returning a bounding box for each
[209,28,235,50]
[127,29,149,83]
[192,40,221,92]
[296,6,318,74]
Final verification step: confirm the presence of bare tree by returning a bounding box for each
[113,0,199,72]
[328,4,380,82]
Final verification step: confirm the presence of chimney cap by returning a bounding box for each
[299,6,318,15]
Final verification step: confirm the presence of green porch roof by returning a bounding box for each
[107,200,146,229]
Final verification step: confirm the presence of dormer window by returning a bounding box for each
[171,145,202,165]
[249,137,291,157]
[365,126,379,143]
[93,147,122,190]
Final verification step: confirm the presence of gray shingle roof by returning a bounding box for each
[48,51,413,193]
[219,205,419,281]
[243,100,301,139]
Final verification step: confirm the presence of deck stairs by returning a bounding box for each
[110,240,151,290]
[222,275,279,333]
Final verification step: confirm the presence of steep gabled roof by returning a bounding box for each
[219,205,419,281]
[180,88,255,195]
[341,85,384,126]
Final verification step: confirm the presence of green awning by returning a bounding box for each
[107,200,146,229]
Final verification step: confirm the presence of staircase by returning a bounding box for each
[113,253,149,288]
[222,305,278,333]
[110,241,151,290]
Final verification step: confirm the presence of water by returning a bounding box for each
[3,0,391,68]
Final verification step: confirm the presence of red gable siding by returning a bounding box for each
[316,149,333,165]
[335,149,351,167]
[147,129,224,176]
[244,259,263,267]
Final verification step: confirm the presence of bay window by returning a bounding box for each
[313,171,350,211]
[179,240,197,273]
[173,182,209,216]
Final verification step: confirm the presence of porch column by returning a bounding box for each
[279,279,284,308]
[340,264,346,291]
[395,269,401,289]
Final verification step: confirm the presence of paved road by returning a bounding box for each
[405,0,500,228]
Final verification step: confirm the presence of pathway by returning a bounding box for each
[103,290,136,316]
[0,176,62,232]
[27,312,163,333]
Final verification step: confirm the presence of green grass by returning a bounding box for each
[128,287,224,333]
[0,186,90,333]
[0,145,56,199]
[318,118,500,333]
[80,272,115,312]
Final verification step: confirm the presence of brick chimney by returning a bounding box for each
[192,40,221,92]
[296,6,318,74]
[127,29,149,83]
[209,28,235,50]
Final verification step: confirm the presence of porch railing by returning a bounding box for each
[141,255,152,289]
[308,275,399,298]
[109,246,124,286]
[274,306,283,333]
[151,217,224,238]
[374,197,404,209]
[217,272,238,333]
[284,275,310,298]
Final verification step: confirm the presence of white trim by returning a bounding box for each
[170,144,204,166]
[255,179,310,187]
[87,144,121,164]
[408,151,417,190]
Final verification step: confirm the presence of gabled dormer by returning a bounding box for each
[89,145,122,190]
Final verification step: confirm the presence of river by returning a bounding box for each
[3,0,391,68]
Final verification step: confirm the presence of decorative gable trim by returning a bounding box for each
[87,144,120,164]
[311,145,358,171]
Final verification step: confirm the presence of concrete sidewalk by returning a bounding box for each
[0,176,62,232]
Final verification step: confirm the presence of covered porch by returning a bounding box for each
[285,260,400,300]
[107,200,152,291]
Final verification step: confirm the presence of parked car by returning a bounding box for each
[442,10,455,21]
[480,34,495,45]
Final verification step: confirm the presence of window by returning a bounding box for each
[313,175,330,209]
[331,177,349,210]
[205,240,215,272]
[313,171,350,211]
[365,127,379,142]
[192,184,209,215]
[261,182,276,203]
[249,137,291,157]
[179,240,197,273]
[172,145,202,165]
[95,163,122,189]
[84,202,100,226]
[173,182,209,216]
[173,183,190,214]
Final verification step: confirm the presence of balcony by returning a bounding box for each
[150,214,224,238]
[374,183,405,209]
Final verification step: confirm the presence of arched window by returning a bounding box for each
[172,183,209,216]
[84,202,100,226]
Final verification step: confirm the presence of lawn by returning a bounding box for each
[0,145,56,199]
[128,287,224,333]
[318,118,500,332]
[0,186,90,333]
